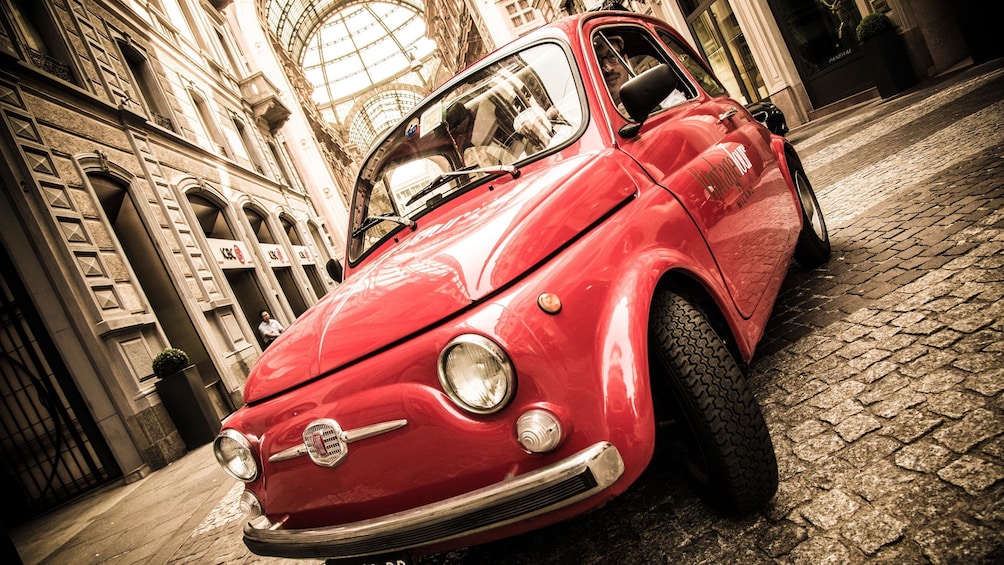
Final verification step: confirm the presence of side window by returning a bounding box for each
[658,31,729,98]
[592,27,694,116]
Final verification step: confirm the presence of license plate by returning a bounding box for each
[326,552,413,565]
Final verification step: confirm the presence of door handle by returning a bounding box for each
[718,107,738,123]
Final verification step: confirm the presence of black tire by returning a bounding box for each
[790,158,830,267]
[649,291,778,514]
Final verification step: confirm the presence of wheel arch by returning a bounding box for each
[773,137,805,207]
[651,269,749,369]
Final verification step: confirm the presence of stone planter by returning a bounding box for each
[860,30,916,98]
[155,365,221,450]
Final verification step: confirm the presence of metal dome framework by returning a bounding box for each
[261,0,438,149]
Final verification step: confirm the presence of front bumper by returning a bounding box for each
[244,441,624,559]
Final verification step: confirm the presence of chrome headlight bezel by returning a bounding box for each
[438,334,516,415]
[214,428,258,482]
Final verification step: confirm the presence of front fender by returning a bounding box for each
[493,178,753,481]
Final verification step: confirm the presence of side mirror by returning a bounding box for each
[325,258,343,283]
[619,64,679,125]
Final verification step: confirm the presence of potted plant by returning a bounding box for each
[856,12,894,43]
[152,347,220,449]
[152,347,191,378]
[856,12,916,98]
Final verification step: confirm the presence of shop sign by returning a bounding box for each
[261,243,291,267]
[207,237,254,269]
[293,245,314,265]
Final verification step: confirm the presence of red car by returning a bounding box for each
[214,11,829,564]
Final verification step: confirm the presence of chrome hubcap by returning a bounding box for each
[796,171,826,240]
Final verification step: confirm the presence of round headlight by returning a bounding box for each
[214,429,258,482]
[438,334,516,414]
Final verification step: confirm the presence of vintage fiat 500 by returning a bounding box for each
[214,10,829,564]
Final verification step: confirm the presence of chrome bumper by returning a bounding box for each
[244,441,625,559]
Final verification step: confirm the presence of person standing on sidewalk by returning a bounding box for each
[258,310,283,348]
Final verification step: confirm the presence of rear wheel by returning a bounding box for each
[790,158,830,267]
[649,291,778,514]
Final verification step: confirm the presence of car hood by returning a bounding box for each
[244,150,641,403]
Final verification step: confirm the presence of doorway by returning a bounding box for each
[273,267,308,317]
[91,174,230,418]
[0,243,119,526]
[303,264,327,300]
[226,269,272,350]
[283,217,326,301]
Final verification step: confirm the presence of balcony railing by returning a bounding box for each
[239,72,291,132]
[28,49,72,82]
[150,111,175,132]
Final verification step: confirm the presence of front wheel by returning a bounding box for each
[790,158,830,267]
[649,291,778,514]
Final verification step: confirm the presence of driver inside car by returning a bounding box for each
[595,34,631,106]
[594,32,687,113]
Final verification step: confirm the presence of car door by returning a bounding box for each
[588,22,799,318]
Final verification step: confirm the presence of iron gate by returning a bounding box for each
[0,244,119,527]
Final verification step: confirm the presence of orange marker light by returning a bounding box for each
[537,293,562,314]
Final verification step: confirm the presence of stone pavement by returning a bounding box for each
[11,58,1003,564]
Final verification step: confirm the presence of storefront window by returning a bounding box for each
[679,0,766,104]
[773,0,861,75]
[693,0,766,103]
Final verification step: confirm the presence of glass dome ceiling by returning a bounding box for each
[302,2,435,105]
[348,88,425,148]
[264,0,436,149]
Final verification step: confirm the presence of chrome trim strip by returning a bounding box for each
[245,441,624,560]
[343,419,409,442]
[269,419,409,463]
[268,444,306,463]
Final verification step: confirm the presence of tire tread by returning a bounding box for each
[650,291,778,513]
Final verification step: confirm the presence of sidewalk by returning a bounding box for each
[10,444,244,564]
[11,57,1004,565]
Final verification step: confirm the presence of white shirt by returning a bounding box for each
[258,318,283,343]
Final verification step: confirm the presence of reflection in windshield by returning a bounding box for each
[348,42,583,263]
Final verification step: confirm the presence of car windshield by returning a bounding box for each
[348,42,583,263]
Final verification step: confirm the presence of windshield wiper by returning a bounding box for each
[351,163,521,239]
[351,214,416,238]
[405,164,521,206]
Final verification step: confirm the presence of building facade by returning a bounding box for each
[0,0,347,525]
[448,0,986,128]
[659,0,978,125]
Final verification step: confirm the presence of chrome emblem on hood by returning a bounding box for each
[304,419,347,467]
[269,418,408,465]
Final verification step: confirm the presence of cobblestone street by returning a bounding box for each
[161,60,1004,565]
